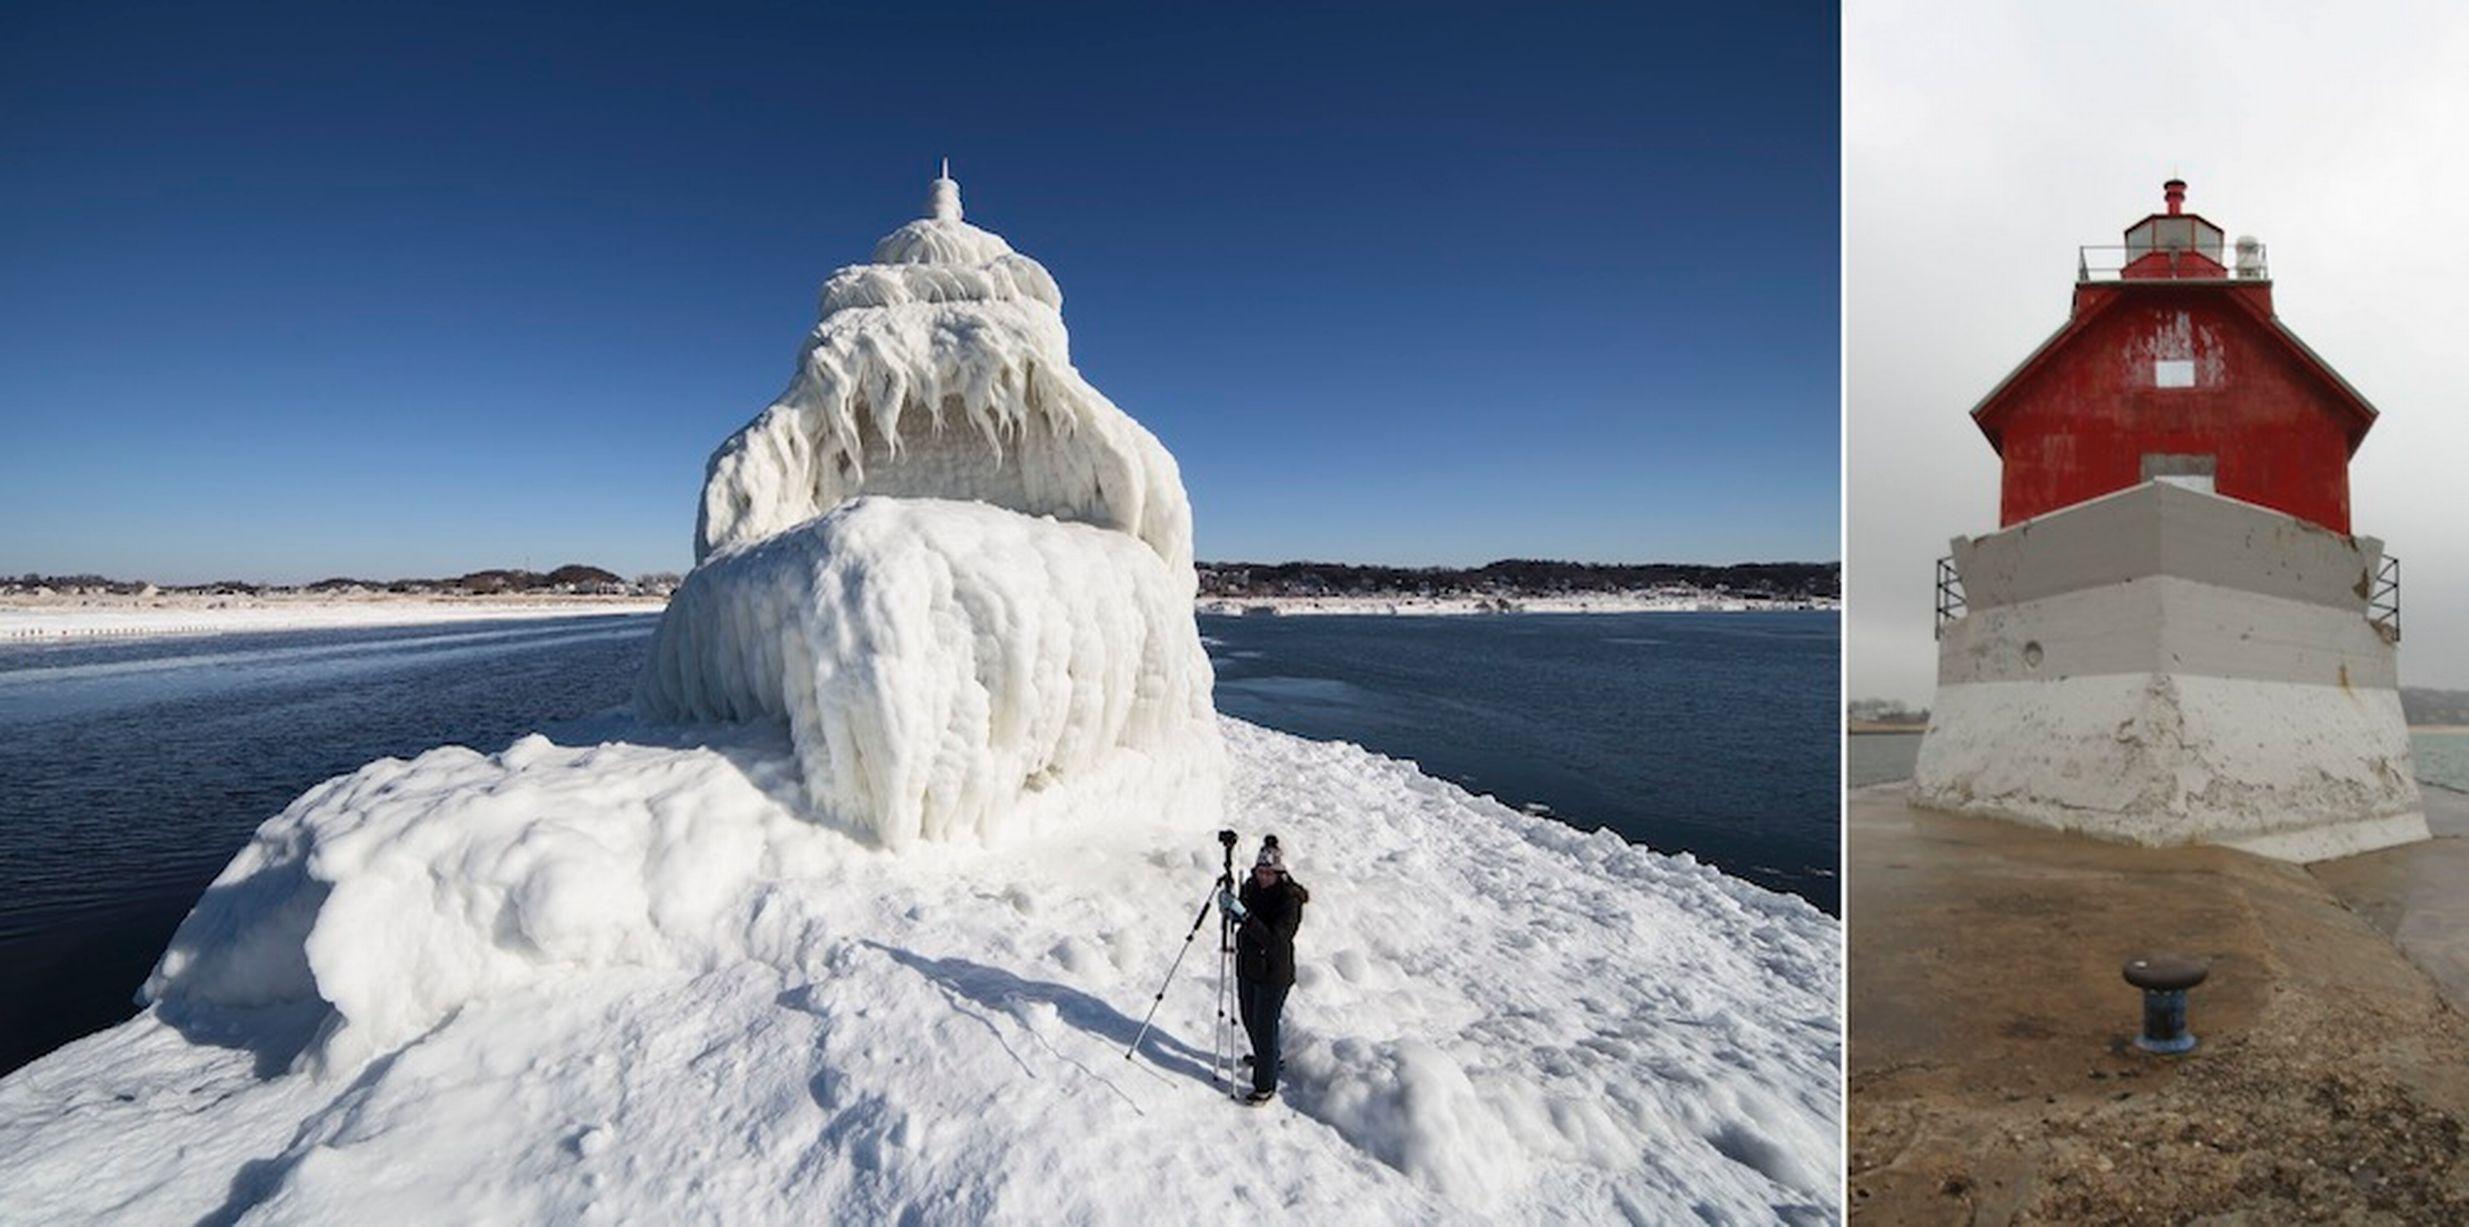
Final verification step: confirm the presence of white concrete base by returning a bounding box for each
[1913,672,2425,862]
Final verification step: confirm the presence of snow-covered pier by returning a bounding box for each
[0,174,1842,1224]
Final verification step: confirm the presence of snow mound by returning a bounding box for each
[637,498,1220,848]
[695,174,1191,577]
[5,718,1840,1224]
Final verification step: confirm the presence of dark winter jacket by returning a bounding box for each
[1236,874,1309,989]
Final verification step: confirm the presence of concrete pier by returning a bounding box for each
[1850,782,2469,1223]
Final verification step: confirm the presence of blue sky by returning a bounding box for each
[0,2,1839,583]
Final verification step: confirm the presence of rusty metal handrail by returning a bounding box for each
[2370,554,2400,642]
[1934,556,1965,639]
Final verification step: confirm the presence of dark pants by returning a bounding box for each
[1237,975,1291,1094]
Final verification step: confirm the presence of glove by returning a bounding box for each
[1218,886,1247,920]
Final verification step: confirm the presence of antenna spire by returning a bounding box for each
[927,160,962,222]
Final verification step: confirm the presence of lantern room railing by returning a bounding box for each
[2077,243,2269,282]
[2370,554,2401,643]
[1934,556,1965,639]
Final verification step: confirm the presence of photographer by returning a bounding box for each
[1219,838,1310,1105]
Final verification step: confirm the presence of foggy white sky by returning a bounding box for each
[1848,0,2469,704]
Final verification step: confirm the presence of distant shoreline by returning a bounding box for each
[4,591,1837,643]
[1197,595,1837,617]
[0,593,667,641]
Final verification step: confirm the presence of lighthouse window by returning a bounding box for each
[2154,358,2195,388]
[2142,452,2216,494]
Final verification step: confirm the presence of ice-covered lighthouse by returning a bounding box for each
[1913,178,2423,860]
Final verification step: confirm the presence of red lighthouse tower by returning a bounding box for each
[1914,179,2420,861]
[1969,179,2377,533]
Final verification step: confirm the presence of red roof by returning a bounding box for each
[1968,282,2379,455]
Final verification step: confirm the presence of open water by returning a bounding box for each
[0,609,1837,1075]
[1203,611,1839,912]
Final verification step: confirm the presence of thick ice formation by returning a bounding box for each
[647,176,1218,844]
[695,175,1192,577]
[5,717,1840,1223]
[639,498,1217,849]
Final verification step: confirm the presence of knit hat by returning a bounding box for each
[1254,843,1285,873]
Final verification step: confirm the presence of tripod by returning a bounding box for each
[1127,830,1242,1095]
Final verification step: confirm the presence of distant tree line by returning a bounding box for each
[1846,698,1929,726]
[2403,687,2469,726]
[15,558,1845,604]
[5,567,683,598]
[5,573,148,594]
[1196,559,1839,601]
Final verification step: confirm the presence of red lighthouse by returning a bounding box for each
[1968,179,2377,532]
[1915,178,2420,861]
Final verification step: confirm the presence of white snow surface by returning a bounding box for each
[695,176,1192,579]
[637,498,1221,850]
[1,717,1842,1225]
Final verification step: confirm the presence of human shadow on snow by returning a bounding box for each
[862,942,1225,1091]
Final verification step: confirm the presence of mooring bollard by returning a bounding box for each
[2123,954,2209,1054]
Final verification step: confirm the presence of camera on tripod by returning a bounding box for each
[1129,827,1271,1090]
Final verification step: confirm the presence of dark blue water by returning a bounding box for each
[0,609,1836,1076]
[0,615,660,1076]
[1204,612,1839,915]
